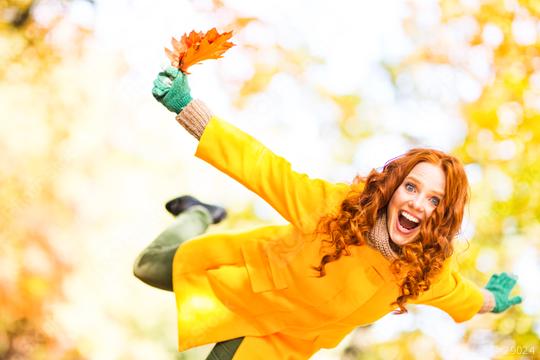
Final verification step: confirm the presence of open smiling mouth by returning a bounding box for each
[398,211,420,232]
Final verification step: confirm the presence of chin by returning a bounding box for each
[390,235,411,246]
[389,227,419,246]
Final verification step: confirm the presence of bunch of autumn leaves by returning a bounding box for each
[165,28,234,74]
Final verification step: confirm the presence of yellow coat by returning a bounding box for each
[172,117,485,359]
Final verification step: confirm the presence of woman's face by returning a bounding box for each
[386,162,446,246]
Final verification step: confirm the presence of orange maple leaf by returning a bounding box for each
[165,28,235,74]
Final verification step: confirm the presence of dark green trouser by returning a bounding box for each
[132,206,245,359]
[206,337,243,359]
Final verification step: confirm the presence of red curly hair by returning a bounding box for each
[312,148,470,314]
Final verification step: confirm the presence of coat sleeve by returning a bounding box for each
[411,256,484,323]
[194,116,350,233]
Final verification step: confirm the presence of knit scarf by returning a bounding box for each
[367,212,401,261]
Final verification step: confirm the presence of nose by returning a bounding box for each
[408,196,423,213]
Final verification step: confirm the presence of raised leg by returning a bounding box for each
[133,205,213,291]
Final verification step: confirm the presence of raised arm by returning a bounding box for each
[412,257,522,322]
[152,67,350,233]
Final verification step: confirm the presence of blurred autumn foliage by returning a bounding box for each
[1,0,90,358]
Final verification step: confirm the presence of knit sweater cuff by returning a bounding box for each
[175,99,213,140]
[478,288,496,313]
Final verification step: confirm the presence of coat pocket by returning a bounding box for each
[241,239,289,293]
[318,264,385,321]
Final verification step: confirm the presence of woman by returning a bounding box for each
[133,67,523,359]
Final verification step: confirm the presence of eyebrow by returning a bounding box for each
[405,175,445,197]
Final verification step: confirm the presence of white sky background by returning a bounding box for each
[25,0,539,359]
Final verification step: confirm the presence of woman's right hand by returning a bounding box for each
[152,66,193,114]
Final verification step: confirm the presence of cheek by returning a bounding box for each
[388,192,399,210]
[425,207,436,218]
[390,188,407,205]
[388,191,405,217]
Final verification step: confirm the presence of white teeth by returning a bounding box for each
[401,211,419,223]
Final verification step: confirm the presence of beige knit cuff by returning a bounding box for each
[479,288,496,313]
[175,99,213,140]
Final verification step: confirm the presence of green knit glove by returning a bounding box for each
[485,272,523,313]
[152,66,193,114]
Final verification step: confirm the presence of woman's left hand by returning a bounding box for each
[485,272,523,313]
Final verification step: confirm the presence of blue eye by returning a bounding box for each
[405,183,415,192]
[430,197,440,206]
